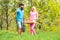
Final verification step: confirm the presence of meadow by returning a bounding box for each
[0,30,60,40]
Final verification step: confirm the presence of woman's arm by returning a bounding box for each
[36,12,38,20]
[37,12,38,19]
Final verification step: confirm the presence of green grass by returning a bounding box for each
[0,30,60,40]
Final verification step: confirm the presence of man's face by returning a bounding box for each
[20,6,24,10]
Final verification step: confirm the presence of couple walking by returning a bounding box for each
[15,3,38,35]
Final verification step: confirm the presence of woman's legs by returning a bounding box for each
[30,23,36,35]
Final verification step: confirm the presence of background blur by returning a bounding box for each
[0,0,60,32]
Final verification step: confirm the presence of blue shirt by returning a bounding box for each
[16,8,24,22]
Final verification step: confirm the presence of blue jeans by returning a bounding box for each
[16,21,23,28]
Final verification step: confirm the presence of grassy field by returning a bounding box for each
[0,30,60,40]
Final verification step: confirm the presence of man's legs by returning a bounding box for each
[17,21,22,35]
[18,27,22,35]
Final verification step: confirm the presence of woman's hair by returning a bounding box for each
[31,6,36,12]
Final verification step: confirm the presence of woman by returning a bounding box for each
[29,6,38,35]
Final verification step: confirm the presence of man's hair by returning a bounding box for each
[19,3,24,7]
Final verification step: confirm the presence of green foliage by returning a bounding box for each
[0,0,60,31]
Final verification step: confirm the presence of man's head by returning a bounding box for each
[19,3,24,10]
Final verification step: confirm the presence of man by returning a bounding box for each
[15,3,24,35]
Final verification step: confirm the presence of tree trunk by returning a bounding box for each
[0,15,3,30]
